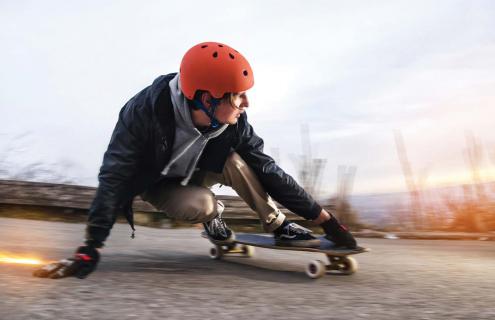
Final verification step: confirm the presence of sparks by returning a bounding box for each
[0,255,44,265]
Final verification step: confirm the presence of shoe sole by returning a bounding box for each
[201,231,236,245]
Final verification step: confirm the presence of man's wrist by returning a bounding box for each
[85,225,109,248]
[76,245,100,262]
[84,239,104,249]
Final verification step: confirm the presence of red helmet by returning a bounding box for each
[179,42,254,99]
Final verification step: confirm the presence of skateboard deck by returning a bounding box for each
[202,232,370,279]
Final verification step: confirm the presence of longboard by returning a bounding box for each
[202,232,370,279]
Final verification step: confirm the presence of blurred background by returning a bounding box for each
[1,0,495,232]
[2,3,495,320]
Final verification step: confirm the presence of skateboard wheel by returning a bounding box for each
[209,246,223,260]
[241,245,255,257]
[306,260,326,279]
[340,257,358,275]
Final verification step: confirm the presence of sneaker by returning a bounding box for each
[273,221,321,248]
[320,217,357,249]
[203,201,234,243]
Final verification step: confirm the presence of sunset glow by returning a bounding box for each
[426,167,495,188]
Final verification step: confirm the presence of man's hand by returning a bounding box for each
[33,246,100,279]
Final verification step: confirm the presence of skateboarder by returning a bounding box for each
[33,42,357,279]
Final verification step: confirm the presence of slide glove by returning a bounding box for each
[33,245,100,279]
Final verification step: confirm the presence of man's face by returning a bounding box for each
[214,92,249,125]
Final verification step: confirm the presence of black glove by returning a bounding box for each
[33,245,100,279]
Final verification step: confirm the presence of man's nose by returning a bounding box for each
[242,96,249,109]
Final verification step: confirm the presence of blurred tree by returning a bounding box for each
[444,133,494,232]
[291,124,327,198]
[464,132,486,201]
[0,132,76,184]
[330,165,361,229]
[289,124,362,229]
[446,134,489,231]
[394,130,423,230]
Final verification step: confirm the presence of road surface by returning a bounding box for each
[0,218,494,320]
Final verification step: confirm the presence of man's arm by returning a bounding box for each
[33,91,151,279]
[86,93,151,247]
[234,114,322,220]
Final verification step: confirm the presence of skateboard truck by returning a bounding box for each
[306,255,358,279]
[209,244,255,260]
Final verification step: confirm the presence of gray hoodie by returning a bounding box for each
[161,74,228,185]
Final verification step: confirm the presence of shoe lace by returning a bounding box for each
[286,223,313,235]
[208,213,228,236]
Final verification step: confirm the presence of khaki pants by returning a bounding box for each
[141,152,286,232]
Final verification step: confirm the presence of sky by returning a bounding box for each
[1,0,495,196]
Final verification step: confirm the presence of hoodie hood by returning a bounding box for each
[161,73,228,185]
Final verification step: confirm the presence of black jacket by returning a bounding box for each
[85,73,322,247]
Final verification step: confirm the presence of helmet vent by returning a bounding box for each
[243,70,248,76]
[218,44,224,47]
[229,53,235,59]
[212,51,218,58]
[201,45,208,48]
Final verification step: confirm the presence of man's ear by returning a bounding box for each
[199,92,212,110]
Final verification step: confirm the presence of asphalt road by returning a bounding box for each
[1,217,494,320]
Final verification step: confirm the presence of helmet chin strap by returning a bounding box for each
[193,98,221,129]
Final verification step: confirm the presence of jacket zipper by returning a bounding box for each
[161,134,202,175]
[181,138,210,186]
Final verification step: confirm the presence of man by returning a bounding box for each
[33,42,357,279]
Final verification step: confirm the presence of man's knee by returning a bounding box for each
[224,152,249,176]
[177,189,218,223]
